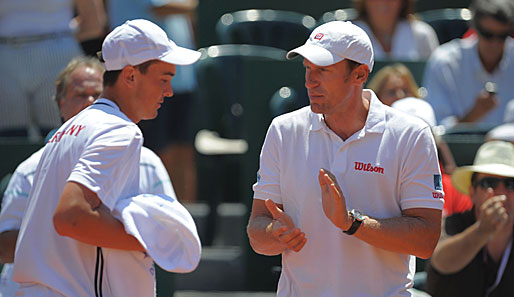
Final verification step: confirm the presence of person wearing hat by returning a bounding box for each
[247,21,443,297]
[425,141,514,297]
[11,19,201,297]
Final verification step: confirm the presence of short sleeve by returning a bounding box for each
[0,171,31,233]
[399,126,445,210]
[67,125,142,210]
[252,121,282,204]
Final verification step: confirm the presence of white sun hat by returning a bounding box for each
[286,21,374,71]
[452,141,514,195]
[101,19,201,71]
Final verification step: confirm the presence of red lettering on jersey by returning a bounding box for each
[432,192,443,199]
[48,132,60,143]
[67,125,77,136]
[75,125,85,136]
[354,162,384,174]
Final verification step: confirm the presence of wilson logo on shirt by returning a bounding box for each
[354,162,384,174]
[47,125,86,143]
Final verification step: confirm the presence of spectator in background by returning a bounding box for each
[391,97,473,217]
[0,0,106,140]
[353,0,439,60]
[366,63,420,106]
[426,141,514,297]
[108,0,199,203]
[423,0,514,128]
[0,56,177,296]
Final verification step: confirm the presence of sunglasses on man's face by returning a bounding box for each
[473,177,514,191]
[475,23,512,41]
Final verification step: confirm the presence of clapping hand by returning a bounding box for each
[265,199,306,252]
[318,169,351,231]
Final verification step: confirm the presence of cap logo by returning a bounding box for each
[314,33,324,40]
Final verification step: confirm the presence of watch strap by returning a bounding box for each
[343,211,363,235]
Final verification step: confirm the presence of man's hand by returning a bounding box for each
[477,190,509,238]
[318,169,351,231]
[460,91,498,123]
[265,199,306,252]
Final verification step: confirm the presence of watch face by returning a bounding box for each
[351,210,365,221]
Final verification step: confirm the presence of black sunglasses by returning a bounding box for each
[475,23,511,41]
[473,177,514,191]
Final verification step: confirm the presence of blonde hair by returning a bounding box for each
[366,63,420,98]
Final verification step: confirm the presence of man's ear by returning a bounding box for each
[354,65,369,84]
[120,66,137,88]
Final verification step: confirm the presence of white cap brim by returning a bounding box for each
[160,45,201,66]
[286,43,345,67]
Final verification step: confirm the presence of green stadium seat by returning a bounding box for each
[317,8,358,25]
[416,8,472,44]
[215,9,316,51]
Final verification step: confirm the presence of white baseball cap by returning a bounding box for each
[286,21,374,71]
[391,97,437,127]
[101,19,201,71]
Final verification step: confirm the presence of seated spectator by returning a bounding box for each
[353,0,439,60]
[425,140,514,297]
[423,0,514,128]
[391,97,473,217]
[367,63,421,106]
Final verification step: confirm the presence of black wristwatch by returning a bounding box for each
[343,209,366,235]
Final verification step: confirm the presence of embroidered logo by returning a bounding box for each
[354,162,384,174]
[314,33,324,40]
[434,174,442,191]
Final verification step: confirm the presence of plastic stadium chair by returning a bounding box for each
[318,8,358,25]
[216,9,316,50]
[416,8,472,44]
[269,86,309,118]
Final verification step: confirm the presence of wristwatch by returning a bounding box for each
[343,209,366,235]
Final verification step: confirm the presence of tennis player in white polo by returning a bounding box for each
[12,19,201,297]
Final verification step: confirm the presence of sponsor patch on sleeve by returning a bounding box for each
[256,171,261,182]
[433,174,442,191]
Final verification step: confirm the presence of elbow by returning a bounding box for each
[53,210,82,237]
[416,229,441,260]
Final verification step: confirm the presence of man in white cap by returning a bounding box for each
[11,19,200,296]
[247,21,443,296]
[426,141,514,297]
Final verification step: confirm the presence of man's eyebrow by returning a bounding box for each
[163,72,175,77]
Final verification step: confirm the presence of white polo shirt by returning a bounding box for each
[0,145,176,297]
[12,98,143,297]
[253,90,444,297]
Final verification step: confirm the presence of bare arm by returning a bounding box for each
[247,199,306,256]
[431,195,509,273]
[458,91,498,123]
[74,0,107,41]
[319,169,441,259]
[151,0,198,17]
[53,181,144,251]
[0,230,18,263]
